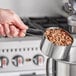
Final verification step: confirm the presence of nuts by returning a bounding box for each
[45,28,73,46]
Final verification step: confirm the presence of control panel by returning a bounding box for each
[0,36,52,74]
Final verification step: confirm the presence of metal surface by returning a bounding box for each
[65,34,76,63]
[0,73,52,76]
[68,15,76,33]
[0,36,52,76]
[67,0,76,34]
[71,0,76,13]
[55,59,76,76]
[40,27,73,60]
[0,36,50,73]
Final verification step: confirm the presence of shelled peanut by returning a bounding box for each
[44,28,73,46]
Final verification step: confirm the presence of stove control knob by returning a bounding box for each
[33,55,44,65]
[12,55,24,67]
[0,56,9,68]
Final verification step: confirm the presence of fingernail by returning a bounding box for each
[25,25,29,29]
[19,33,25,37]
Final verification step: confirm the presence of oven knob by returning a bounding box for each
[12,55,24,67]
[33,55,44,65]
[0,56,9,68]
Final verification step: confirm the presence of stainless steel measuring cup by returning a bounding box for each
[40,27,73,60]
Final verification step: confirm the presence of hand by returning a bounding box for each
[0,8,28,37]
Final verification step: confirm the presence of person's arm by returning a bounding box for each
[0,8,28,37]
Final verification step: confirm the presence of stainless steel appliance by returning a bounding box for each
[0,16,69,76]
[0,0,76,76]
[0,36,52,76]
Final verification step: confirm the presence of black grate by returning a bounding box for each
[21,16,70,36]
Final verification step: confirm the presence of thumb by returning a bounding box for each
[13,16,28,30]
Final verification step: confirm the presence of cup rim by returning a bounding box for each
[44,27,73,46]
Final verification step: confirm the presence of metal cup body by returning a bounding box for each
[40,36,72,60]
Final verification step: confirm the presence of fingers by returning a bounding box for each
[0,24,6,36]
[10,25,26,37]
[10,25,19,37]
[13,15,28,30]
[0,9,28,38]
[0,23,26,37]
[3,24,10,37]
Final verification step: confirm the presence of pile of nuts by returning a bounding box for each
[45,28,73,46]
